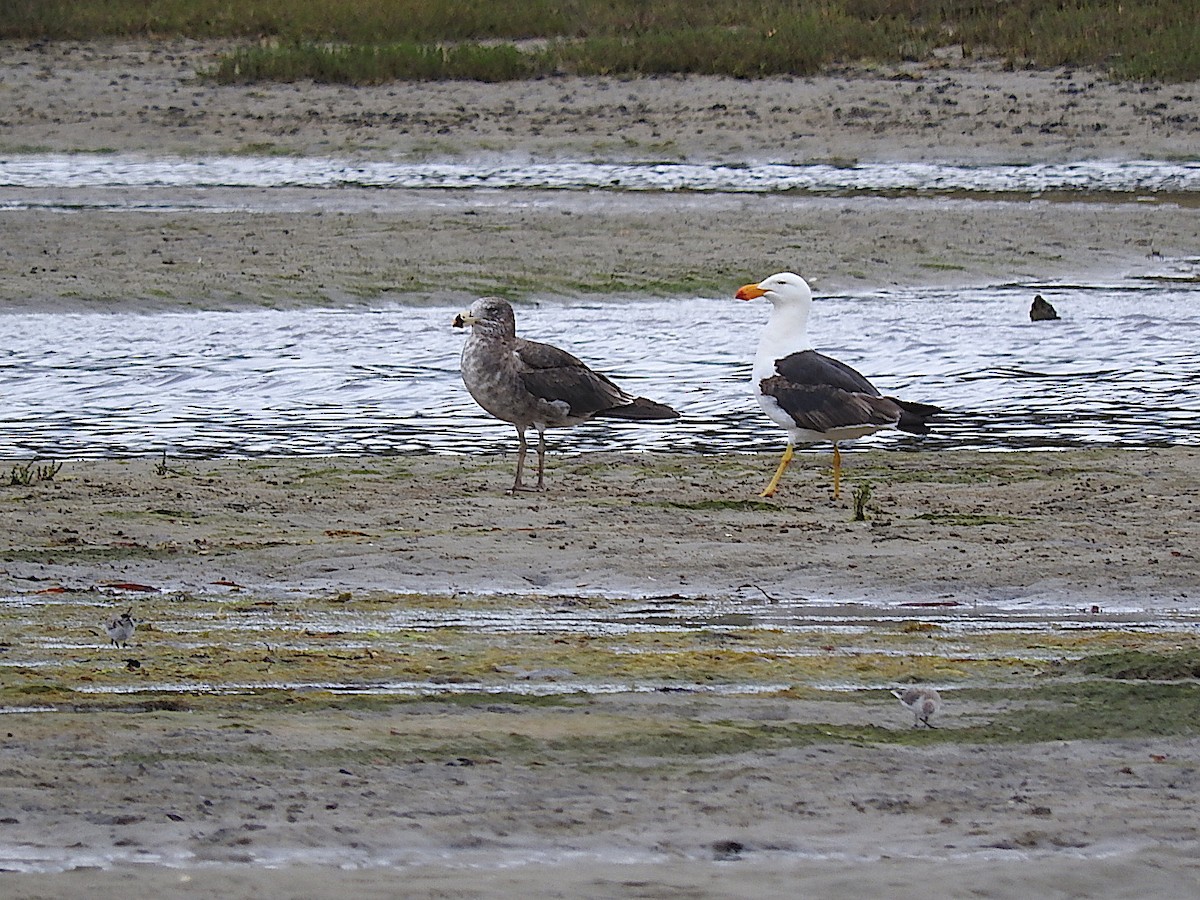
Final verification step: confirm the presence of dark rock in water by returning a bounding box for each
[1030,294,1060,321]
[712,839,745,860]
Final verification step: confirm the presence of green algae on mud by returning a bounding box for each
[958,682,1200,742]
[3,680,1197,763]
[1065,649,1200,680]
[3,582,1200,747]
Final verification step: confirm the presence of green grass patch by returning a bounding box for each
[291,466,347,481]
[3,1,1198,81]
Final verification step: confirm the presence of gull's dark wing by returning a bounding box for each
[760,375,904,433]
[773,349,881,397]
[514,338,632,417]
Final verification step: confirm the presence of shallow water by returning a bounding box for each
[0,835,1127,877]
[2,152,1198,458]
[2,278,1198,458]
[3,154,1200,198]
[4,587,1195,699]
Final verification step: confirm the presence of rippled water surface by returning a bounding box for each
[3,154,1200,199]
[2,153,1198,458]
[2,279,1198,458]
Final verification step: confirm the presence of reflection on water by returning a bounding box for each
[1,278,1198,458]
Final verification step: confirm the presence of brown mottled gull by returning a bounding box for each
[453,297,678,491]
[735,272,940,499]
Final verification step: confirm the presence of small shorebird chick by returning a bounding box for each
[105,610,136,648]
[892,687,941,728]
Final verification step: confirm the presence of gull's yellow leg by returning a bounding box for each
[760,443,794,498]
[831,442,842,499]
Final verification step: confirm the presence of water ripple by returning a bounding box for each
[2,154,1199,200]
[2,279,1198,458]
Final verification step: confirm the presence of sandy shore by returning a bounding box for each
[5,188,1195,307]
[2,449,1198,607]
[5,40,1199,164]
[2,40,1199,305]
[2,39,1200,898]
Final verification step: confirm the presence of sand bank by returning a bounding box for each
[2,41,1198,305]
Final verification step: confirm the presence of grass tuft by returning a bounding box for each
[852,481,872,521]
[7,460,62,487]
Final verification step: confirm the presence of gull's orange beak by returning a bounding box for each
[735,283,767,301]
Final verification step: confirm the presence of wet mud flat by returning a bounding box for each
[4,186,1198,307]
[2,448,1197,604]
[3,40,1200,308]
[2,590,1199,897]
[2,450,1199,896]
